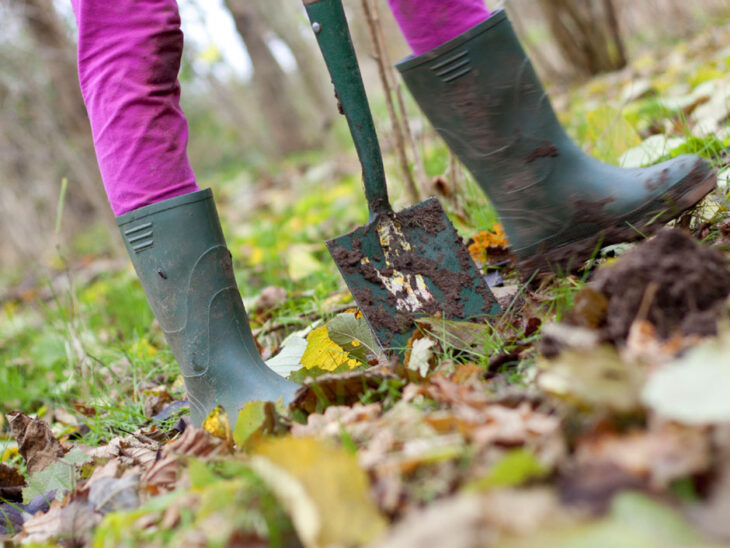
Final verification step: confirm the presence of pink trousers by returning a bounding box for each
[72,0,490,216]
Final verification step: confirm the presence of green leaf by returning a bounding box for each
[466,449,548,491]
[415,317,494,357]
[22,448,90,504]
[326,313,381,361]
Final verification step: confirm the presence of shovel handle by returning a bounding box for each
[304,0,391,217]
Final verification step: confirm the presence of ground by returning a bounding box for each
[1,22,730,548]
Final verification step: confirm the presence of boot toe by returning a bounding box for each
[650,154,716,214]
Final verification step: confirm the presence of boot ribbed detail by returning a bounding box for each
[117,189,298,425]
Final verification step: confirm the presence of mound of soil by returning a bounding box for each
[590,228,730,341]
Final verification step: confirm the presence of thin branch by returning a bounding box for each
[360,0,420,203]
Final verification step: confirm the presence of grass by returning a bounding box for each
[1,24,730,546]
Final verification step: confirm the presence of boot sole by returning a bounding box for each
[516,165,718,279]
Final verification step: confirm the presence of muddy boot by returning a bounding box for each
[396,10,716,276]
[117,189,298,426]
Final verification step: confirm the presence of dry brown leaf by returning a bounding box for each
[376,489,562,548]
[0,462,25,502]
[7,412,66,476]
[140,456,179,494]
[166,426,225,458]
[574,423,711,489]
[623,320,687,367]
[140,427,225,494]
[143,389,173,418]
[290,368,397,415]
[291,403,382,439]
[0,462,25,488]
[21,500,100,545]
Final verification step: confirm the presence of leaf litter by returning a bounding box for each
[3,21,730,548]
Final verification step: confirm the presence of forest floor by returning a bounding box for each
[2,22,730,548]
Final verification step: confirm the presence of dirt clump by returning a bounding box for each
[589,228,730,341]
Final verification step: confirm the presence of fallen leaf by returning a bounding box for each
[467,449,548,491]
[574,424,711,489]
[501,492,705,548]
[405,337,436,377]
[619,134,686,168]
[266,335,308,378]
[415,317,494,357]
[253,285,287,313]
[642,327,730,424]
[566,287,608,329]
[0,462,25,489]
[89,474,141,514]
[233,401,276,449]
[22,448,90,503]
[21,500,100,546]
[290,368,398,415]
[300,324,359,372]
[326,312,382,361]
[202,406,233,446]
[7,412,66,475]
[538,345,647,413]
[287,244,324,282]
[252,436,388,548]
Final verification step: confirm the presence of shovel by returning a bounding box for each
[305,0,501,354]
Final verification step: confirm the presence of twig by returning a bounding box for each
[370,0,428,195]
[360,0,420,203]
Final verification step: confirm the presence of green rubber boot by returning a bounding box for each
[116,189,298,426]
[396,10,716,275]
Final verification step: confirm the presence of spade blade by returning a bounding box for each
[328,198,501,354]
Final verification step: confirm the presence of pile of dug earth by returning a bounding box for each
[560,227,730,344]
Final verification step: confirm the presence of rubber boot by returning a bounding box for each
[396,10,716,275]
[116,189,298,426]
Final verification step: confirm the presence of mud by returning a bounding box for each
[330,241,363,273]
[330,204,497,343]
[590,228,730,341]
[526,143,559,163]
[516,161,717,280]
[395,199,447,236]
[571,197,616,225]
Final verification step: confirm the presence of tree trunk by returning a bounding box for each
[538,0,628,76]
[224,0,310,156]
[251,0,334,120]
[19,0,109,217]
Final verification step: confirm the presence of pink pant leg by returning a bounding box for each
[71,0,199,216]
[387,0,491,56]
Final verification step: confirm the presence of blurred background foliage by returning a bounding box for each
[0,0,728,284]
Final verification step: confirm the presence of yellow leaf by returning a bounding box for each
[300,325,359,372]
[130,338,158,360]
[233,401,275,449]
[202,406,232,444]
[468,224,509,262]
[252,437,387,548]
[287,244,323,282]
